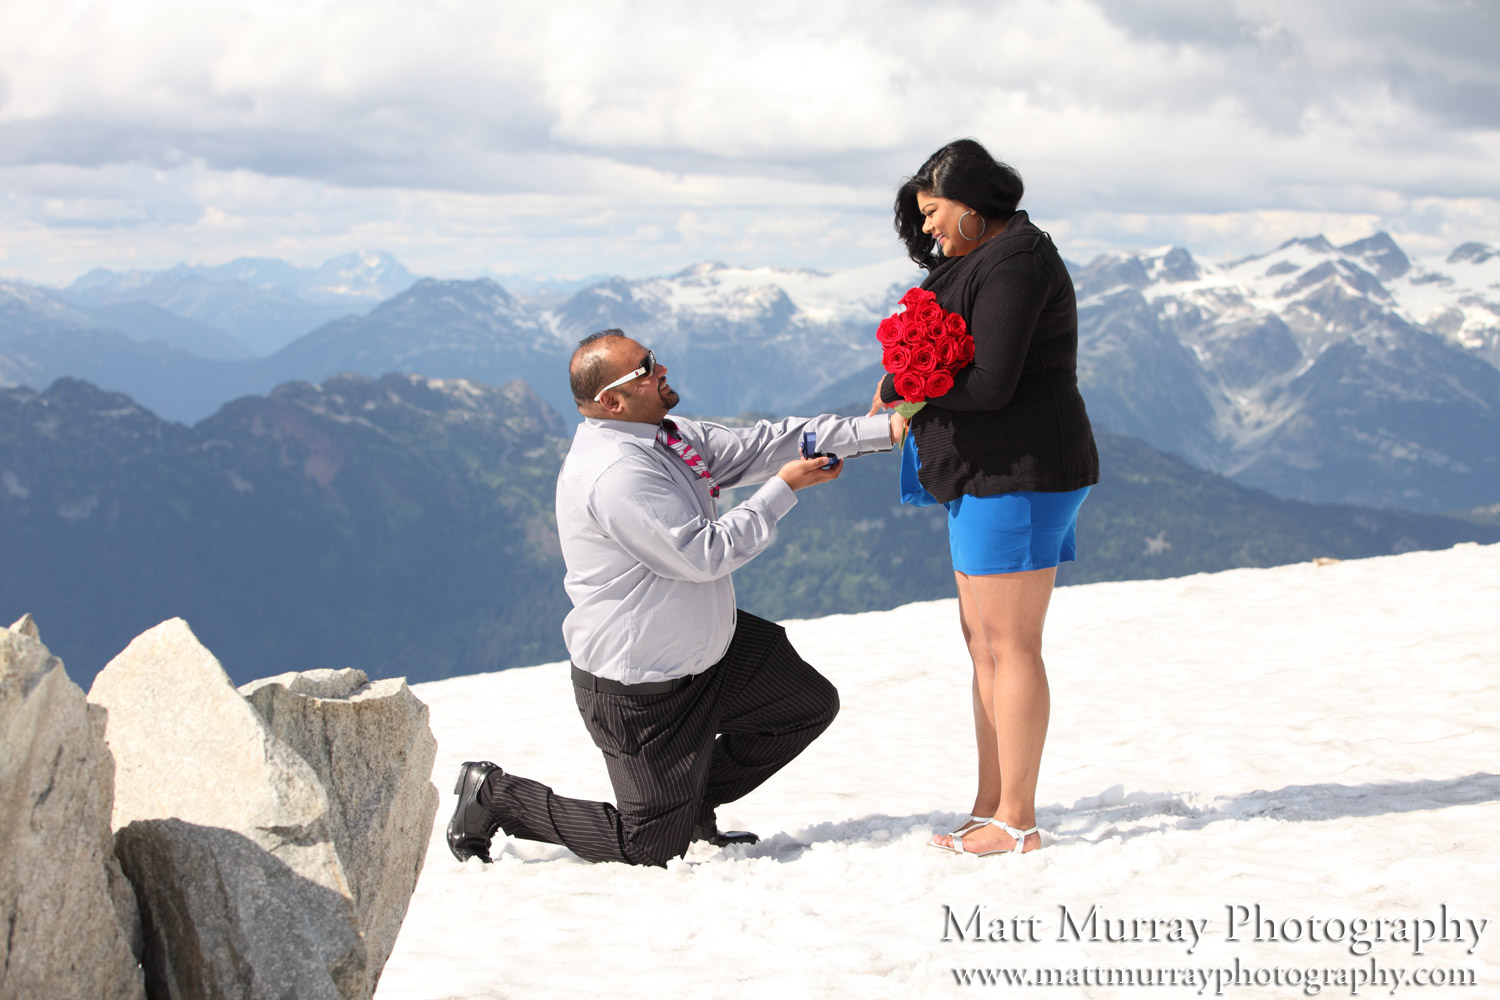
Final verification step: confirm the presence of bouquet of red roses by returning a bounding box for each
[877,287,974,408]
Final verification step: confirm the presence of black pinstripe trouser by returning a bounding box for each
[479,611,839,866]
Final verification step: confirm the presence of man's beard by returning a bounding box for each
[661,386,681,410]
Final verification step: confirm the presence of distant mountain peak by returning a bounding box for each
[306,251,418,302]
[672,262,731,280]
[260,371,566,437]
[1336,232,1410,280]
[398,276,516,305]
[0,281,53,307]
[1155,247,1200,283]
[1338,231,1399,254]
[1276,235,1337,254]
[28,377,168,430]
[324,250,402,268]
[1448,242,1497,266]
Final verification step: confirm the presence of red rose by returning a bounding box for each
[893,372,927,401]
[914,300,943,325]
[883,344,913,373]
[923,369,955,397]
[877,289,973,397]
[899,287,934,309]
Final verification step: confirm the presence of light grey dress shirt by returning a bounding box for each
[556,412,893,684]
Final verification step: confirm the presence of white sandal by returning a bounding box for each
[946,818,1039,857]
[928,815,991,854]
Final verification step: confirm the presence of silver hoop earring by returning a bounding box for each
[958,210,986,241]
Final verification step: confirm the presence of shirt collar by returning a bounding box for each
[580,416,660,442]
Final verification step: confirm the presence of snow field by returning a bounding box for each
[379,543,1500,999]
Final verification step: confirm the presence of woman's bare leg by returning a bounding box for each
[957,574,1001,820]
[935,566,1056,854]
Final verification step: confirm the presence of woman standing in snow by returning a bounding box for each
[870,139,1099,856]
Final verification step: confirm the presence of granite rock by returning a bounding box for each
[0,616,144,1000]
[115,819,362,1000]
[88,619,364,998]
[242,668,439,998]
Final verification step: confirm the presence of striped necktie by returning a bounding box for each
[657,419,719,498]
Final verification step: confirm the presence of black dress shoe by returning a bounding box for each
[447,761,501,863]
[691,821,759,847]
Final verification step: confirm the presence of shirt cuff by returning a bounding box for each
[752,475,798,520]
[852,413,896,453]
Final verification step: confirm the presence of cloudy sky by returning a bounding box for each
[2,0,1497,285]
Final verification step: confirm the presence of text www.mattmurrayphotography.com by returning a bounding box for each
[941,903,1487,995]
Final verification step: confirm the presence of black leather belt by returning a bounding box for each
[570,663,697,695]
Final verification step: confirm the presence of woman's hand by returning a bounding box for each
[870,378,908,444]
[888,410,908,445]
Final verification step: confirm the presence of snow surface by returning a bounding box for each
[378,544,1499,999]
[1395,249,1500,344]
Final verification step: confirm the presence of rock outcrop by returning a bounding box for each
[0,615,144,1000]
[113,820,362,1000]
[4,613,438,999]
[88,618,364,999]
[242,668,439,998]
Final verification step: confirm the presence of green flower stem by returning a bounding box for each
[893,401,925,446]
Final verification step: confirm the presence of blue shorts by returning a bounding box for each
[900,432,1089,575]
[945,487,1090,575]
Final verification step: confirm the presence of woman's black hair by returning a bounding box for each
[894,138,1024,268]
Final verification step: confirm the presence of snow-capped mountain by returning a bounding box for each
[546,258,920,414]
[1386,241,1500,363]
[1071,233,1500,511]
[617,257,923,326]
[302,252,423,306]
[1140,233,1500,365]
[62,251,421,356]
[6,236,1498,511]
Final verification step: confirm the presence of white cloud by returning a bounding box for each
[0,0,1496,284]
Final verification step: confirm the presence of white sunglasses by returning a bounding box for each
[593,349,657,402]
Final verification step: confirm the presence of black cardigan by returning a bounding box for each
[880,211,1099,502]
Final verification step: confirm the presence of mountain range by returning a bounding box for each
[60,251,420,356]
[1066,234,1500,511]
[3,233,1498,511]
[3,375,1493,689]
[807,234,1500,512]
[1,374,569,687]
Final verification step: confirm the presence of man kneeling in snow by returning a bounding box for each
[446,329,903,866]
